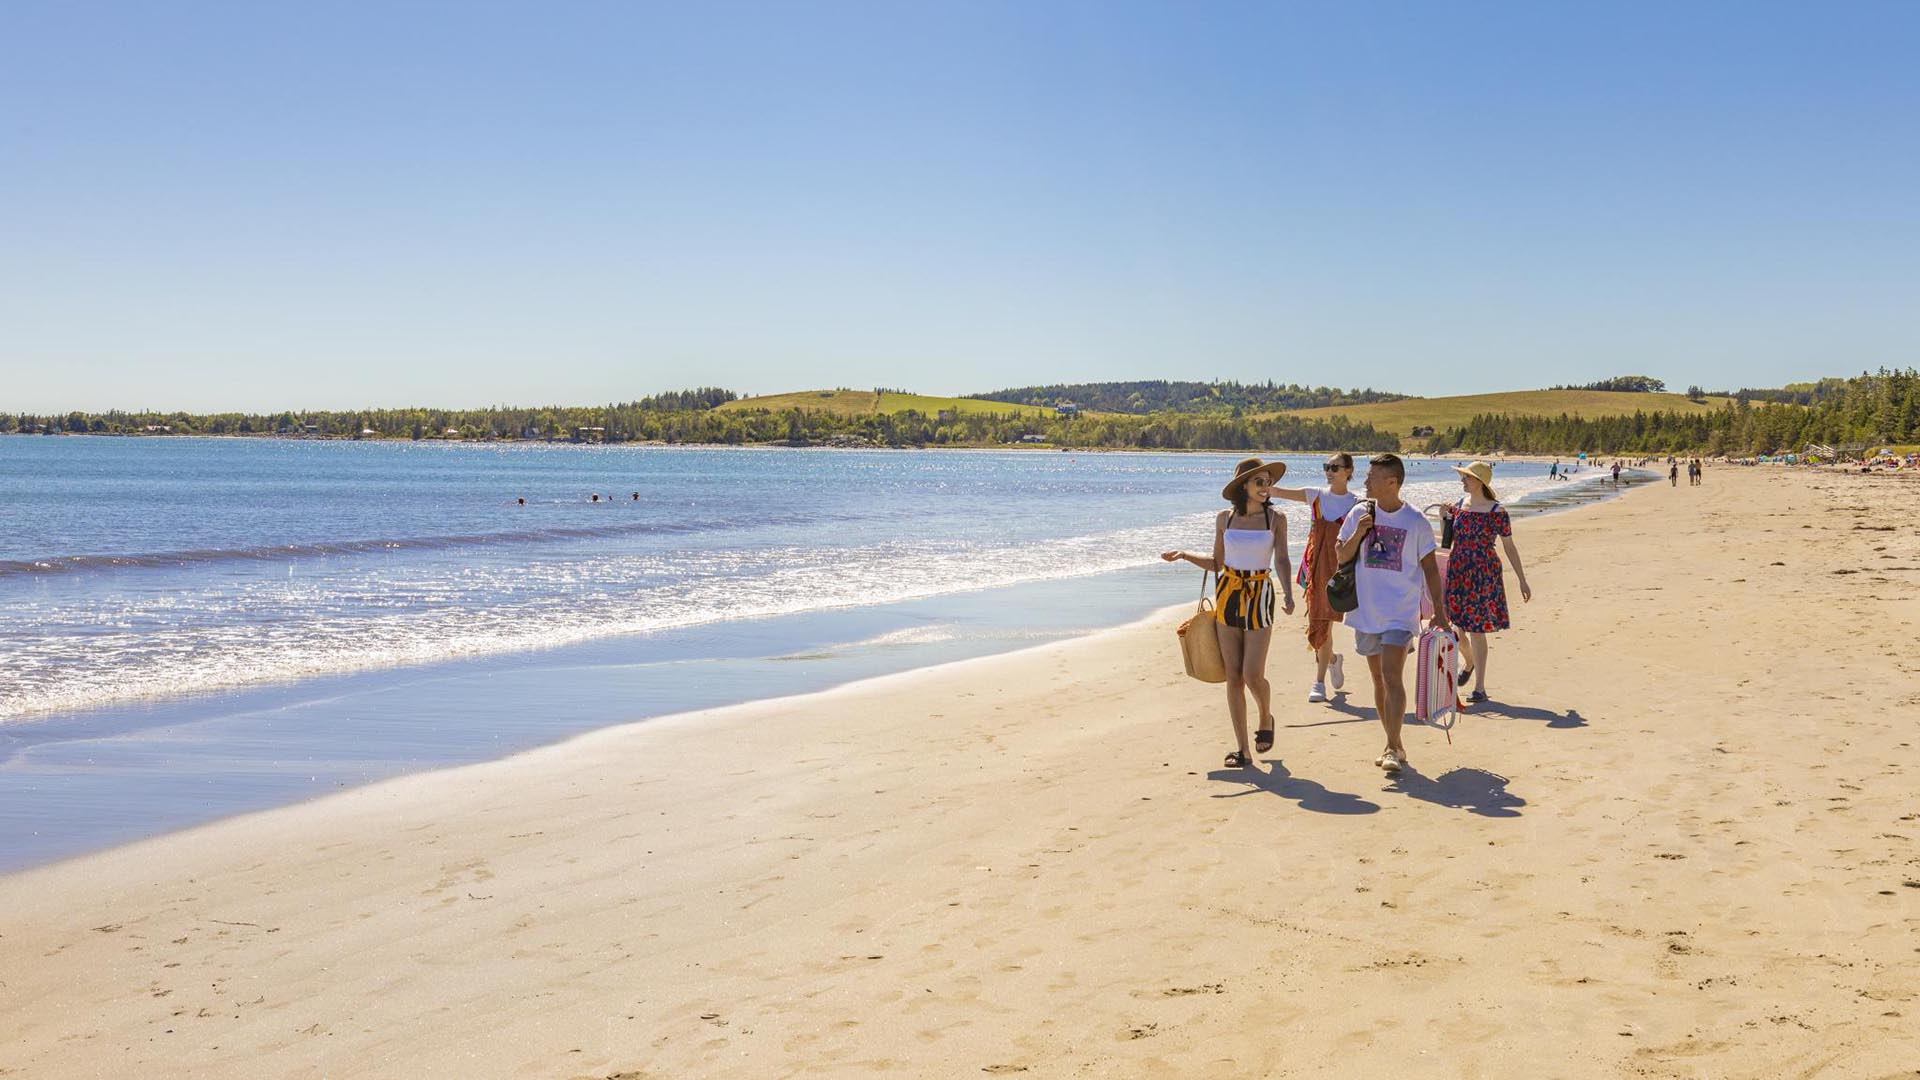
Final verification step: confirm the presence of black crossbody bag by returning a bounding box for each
[1325,500,1376,614]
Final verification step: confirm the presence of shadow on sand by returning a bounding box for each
[1206,759,1381,815]
[1472,701,1587,729]
[1282,691,1373,728]
[1382,765,1525,817]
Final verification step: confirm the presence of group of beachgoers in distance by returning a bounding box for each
[1162,452,1530,775]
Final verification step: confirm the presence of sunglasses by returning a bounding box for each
[1323,464,1347,474]
[1246,475,1274,487]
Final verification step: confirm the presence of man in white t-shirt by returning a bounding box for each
[1335,453,1450,774]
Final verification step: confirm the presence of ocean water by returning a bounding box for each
[0,437,1619,870]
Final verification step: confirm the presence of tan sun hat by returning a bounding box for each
[1221,456,1286,501]
[1451,460,1497,500]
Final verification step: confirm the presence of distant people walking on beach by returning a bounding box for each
[1611,462,1622,485]
[1334,453,1448,774]
[1689,458,1703,486]
[1670,462,1679,487]
[1272,453,1357,703]
[1442,462,1532,704]
[1161,458,1296,767]
[1549,460,1559,480]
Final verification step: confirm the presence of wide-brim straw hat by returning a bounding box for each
[1451,460,1497,500]
[1221,457,1286,501]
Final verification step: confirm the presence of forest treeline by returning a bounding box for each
[12,370,1913,454]
[967,379,1407,414]
[1425,369,1920,456]
[1550,375,1668,393]
[5,390,1399,452]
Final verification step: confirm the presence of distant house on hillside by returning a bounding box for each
[1018,433,1049,444]
[1055,402,1080,417]
[1806,442,1867,462]
[572,426,607,443]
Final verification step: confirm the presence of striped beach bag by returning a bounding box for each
[1414,627,1462,741]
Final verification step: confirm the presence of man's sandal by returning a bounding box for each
[1224,750,1253,769]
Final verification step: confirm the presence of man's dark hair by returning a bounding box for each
[1369,452,1405,484]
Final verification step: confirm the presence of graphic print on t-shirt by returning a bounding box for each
[1365,524,1407,572]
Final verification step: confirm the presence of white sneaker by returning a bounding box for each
[1375,748,1406,773]
[1329,654,1345,691]
[1307,682,1326,703]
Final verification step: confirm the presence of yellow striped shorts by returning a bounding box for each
[1214,568,1275,631]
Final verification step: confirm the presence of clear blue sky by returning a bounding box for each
[4,1,1916,412]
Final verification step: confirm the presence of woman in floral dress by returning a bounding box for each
[1442,461,1532,703]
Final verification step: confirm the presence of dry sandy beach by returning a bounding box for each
[3,466,1918,1079]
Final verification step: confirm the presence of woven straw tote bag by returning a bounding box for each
[1176,571,1227,683]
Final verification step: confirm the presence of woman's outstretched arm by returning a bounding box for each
[1161,548,1220,571]
[1160,512,1226,572]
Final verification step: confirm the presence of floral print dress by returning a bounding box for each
[1443,502,1511,633]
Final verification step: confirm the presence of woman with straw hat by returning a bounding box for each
[1440,460,1533,703]
[1161,457,1296,768]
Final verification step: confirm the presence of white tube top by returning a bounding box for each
[1222,521,1274,572]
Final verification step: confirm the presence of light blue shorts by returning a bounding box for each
[1353,628,1415,656]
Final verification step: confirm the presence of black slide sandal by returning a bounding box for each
[1254,727,1275,753]
[1224,750,1252,768]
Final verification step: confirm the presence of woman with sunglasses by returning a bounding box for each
[1161,457,1296,768]
[1270,452,1359,703]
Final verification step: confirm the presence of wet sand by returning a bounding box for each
[2,465,1917,1079]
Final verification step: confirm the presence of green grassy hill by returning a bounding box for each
[717,389,1055,418]
[1276,389,1737,444]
